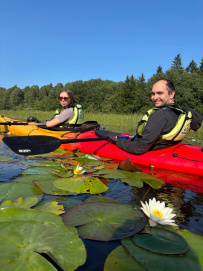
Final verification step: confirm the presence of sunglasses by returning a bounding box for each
[58,97,70,101]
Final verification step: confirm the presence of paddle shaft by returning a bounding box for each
[59,135,134,144]
[0,122,44,126]
[2,135,134,156]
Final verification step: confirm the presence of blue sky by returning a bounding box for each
[0,0,202,89]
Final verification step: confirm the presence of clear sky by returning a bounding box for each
[0,0,202,89]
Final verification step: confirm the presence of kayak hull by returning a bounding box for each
[0,115,81,139]
[61,130,203,176]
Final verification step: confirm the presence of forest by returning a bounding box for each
[0,54,203,114]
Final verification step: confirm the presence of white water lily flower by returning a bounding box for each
[74,164,86,175]
[140,197,177,227]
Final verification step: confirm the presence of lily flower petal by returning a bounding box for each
[140,197,177,227]
[74,164,86,175]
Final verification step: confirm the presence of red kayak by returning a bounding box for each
[61,130,203,176]
[61,130,203,192]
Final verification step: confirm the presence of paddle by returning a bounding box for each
[0,122,44,126]
[2,135,134,156]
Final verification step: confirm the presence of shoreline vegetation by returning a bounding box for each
[0,110,202,147]
[0,55,203,116]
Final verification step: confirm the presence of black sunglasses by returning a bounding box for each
[58,97,70,101]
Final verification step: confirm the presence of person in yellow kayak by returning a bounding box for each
[108,79,203,154]
[27,89,83,128]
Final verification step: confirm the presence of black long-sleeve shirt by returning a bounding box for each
[116,105,203,155]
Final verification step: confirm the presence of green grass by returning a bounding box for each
[0,110,202,146]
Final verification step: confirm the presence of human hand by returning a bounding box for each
[107,132,118,144]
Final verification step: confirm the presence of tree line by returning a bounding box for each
[0,54,202,114]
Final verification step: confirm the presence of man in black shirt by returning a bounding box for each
[109,79,202,155]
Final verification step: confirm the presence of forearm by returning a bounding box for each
[45,118,61,127]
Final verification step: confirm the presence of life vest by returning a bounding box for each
[136,105,193,145]
[54,104,84,128]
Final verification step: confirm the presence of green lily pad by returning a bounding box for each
[83,167,98,173]
[132,226,189,254]
[63,202,145,241]
[75,155,103,166]
[34,201,65,215]
[134,173,165,189]
[13,174,55,184]
[53,176,109,195]
[52,169,73,178]
[104,245,145,271]
[122,228,203,271]
[0,197,38,209]
[0,183,43,202]
[22,167,50,175]
[21,161,69,176]
[95,168,121,175]
[21,160,63,167]
[0,155,13,162]
[84,195,121,203]
[55,197,82,211]
[96,169,144,188]
[0,208,86,271]
[33,177,71,195]
[96,169,164,189]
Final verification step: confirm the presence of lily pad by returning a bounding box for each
[104,245,145,271]
[33,177,71,195]
[22,167,51,175]
[55,197,82,211]
[13,174,55,184]
[94,168,119,175]
[0,197,38,209]
[75,155,103,166]
[21,160,63,167]
[34,201,65,215]
[84,195,120,203]
[52,169,73,178]
[93,175,109,185]
[0,208,86,271]
[21,161,70,176]
[122,228,203,271]
[63,202,146,241]
[53,176,109,195]
[0,183,43,202]
[95,169,144,188]
[0,155,13,162]
[96,168,164,189]
[134,173,165,189]
[132,226,189,254]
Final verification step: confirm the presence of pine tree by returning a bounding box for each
[156,65,163,74]
[186,59,198,73]
[199,58,203,74]
[171,54,184,73]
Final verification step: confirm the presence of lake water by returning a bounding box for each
[0,136,202,271]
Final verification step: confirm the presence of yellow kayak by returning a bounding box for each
[0,115,99,139]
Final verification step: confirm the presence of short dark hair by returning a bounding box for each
[154,79,175,94]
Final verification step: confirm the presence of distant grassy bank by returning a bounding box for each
[0,110,202,146]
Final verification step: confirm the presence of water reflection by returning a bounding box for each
[0,140,26,181]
